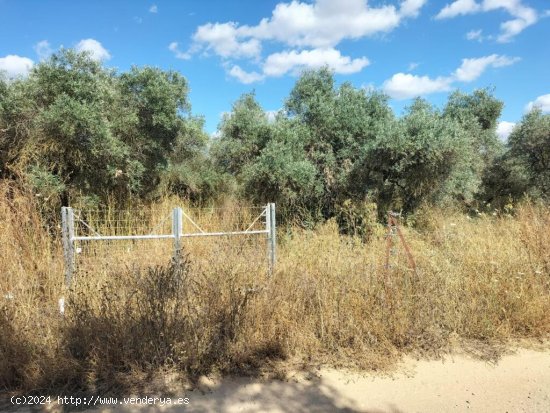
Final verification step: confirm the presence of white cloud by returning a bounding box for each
[34,40,53,60]
[236,1,411,49]
[149,4,158,13]
[399,0,427,18]
[176,1,429,83]
[0,55,34,78]
[453,54,520,82]
[189,0,426,59]
[466,29,483,41]
[496,121,515,141]
[436,0,539,42]
[408,62,419,71]
[383,73,452,99]
[228,65,265,84]
[75,39,111,61]
[263,48,369,77]
[383,54,519,99]
[225,47,369,84]
[525,94,550,113]
[168,42,192,60]
[484,0,538,42]
[436,0,481,19]
[193,23,261,59]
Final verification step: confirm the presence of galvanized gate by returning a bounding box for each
[61,203,276,287]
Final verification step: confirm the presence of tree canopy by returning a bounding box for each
[1,57,549,226]
[0,49,211,208]
[212,68,525,228]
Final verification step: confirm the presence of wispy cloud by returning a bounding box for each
[436,0,539,42]
[466,29,483,42]
[453,54,519,82]
[383,54,520,99]
[193,23,261,59]
[149,4,158,13]
[34,40,53,60]
[168,42,192,60]
[228,65,265,84]
[436,0,481,19]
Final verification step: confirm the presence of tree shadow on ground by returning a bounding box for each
[180,373,406,413]
[1,370,406,413]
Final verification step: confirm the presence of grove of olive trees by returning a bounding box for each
[1,51,548,223]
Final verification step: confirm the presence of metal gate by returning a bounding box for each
[61,203,276,287]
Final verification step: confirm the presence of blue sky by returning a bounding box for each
[1,0,549,139]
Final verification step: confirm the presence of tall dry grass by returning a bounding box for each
[1,181,549,394]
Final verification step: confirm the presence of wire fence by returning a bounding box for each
[62,204,276,286]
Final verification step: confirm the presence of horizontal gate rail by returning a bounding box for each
[180,229,268,237]
[71,230,269,241]
[72,234,176,241]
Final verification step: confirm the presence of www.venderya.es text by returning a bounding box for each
[11,395,190,407]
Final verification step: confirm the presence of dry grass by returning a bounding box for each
[1,181,549,394]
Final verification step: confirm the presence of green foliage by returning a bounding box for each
[444,88,503,132]
[25,165,66,202]
[479,154,530,208]
[282,68,398,218]
[0,49,213,208]
[3,55,549,223]
[0,74,36,175]
[0,75,9,172]
[442,88,505,203]
[160,115,221,202]
[346,99,471,215]
[211,93,272,176]
[118,66,191,194]
[507,109,550,198]
[213,68,515,228]
[241,120,322,219]
[479,109,550,208]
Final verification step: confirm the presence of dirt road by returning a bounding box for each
[8,348,550,412]
[176,348,550,412]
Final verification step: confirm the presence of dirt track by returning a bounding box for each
[8,348,550,413]
[177,348,550,412]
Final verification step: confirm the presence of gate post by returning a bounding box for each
[172,207,183,263]
[61,206,75,287]
[266,203,276,276]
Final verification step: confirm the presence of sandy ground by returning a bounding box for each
[5,348,550,413]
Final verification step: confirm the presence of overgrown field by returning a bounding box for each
[1,182,549,394]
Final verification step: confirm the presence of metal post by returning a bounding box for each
[270,203,276,272]
[266,203,276,276]
[61,207,68,283]
[172,207,183,263]
[62,207,75,287]
[265,204,271,275]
